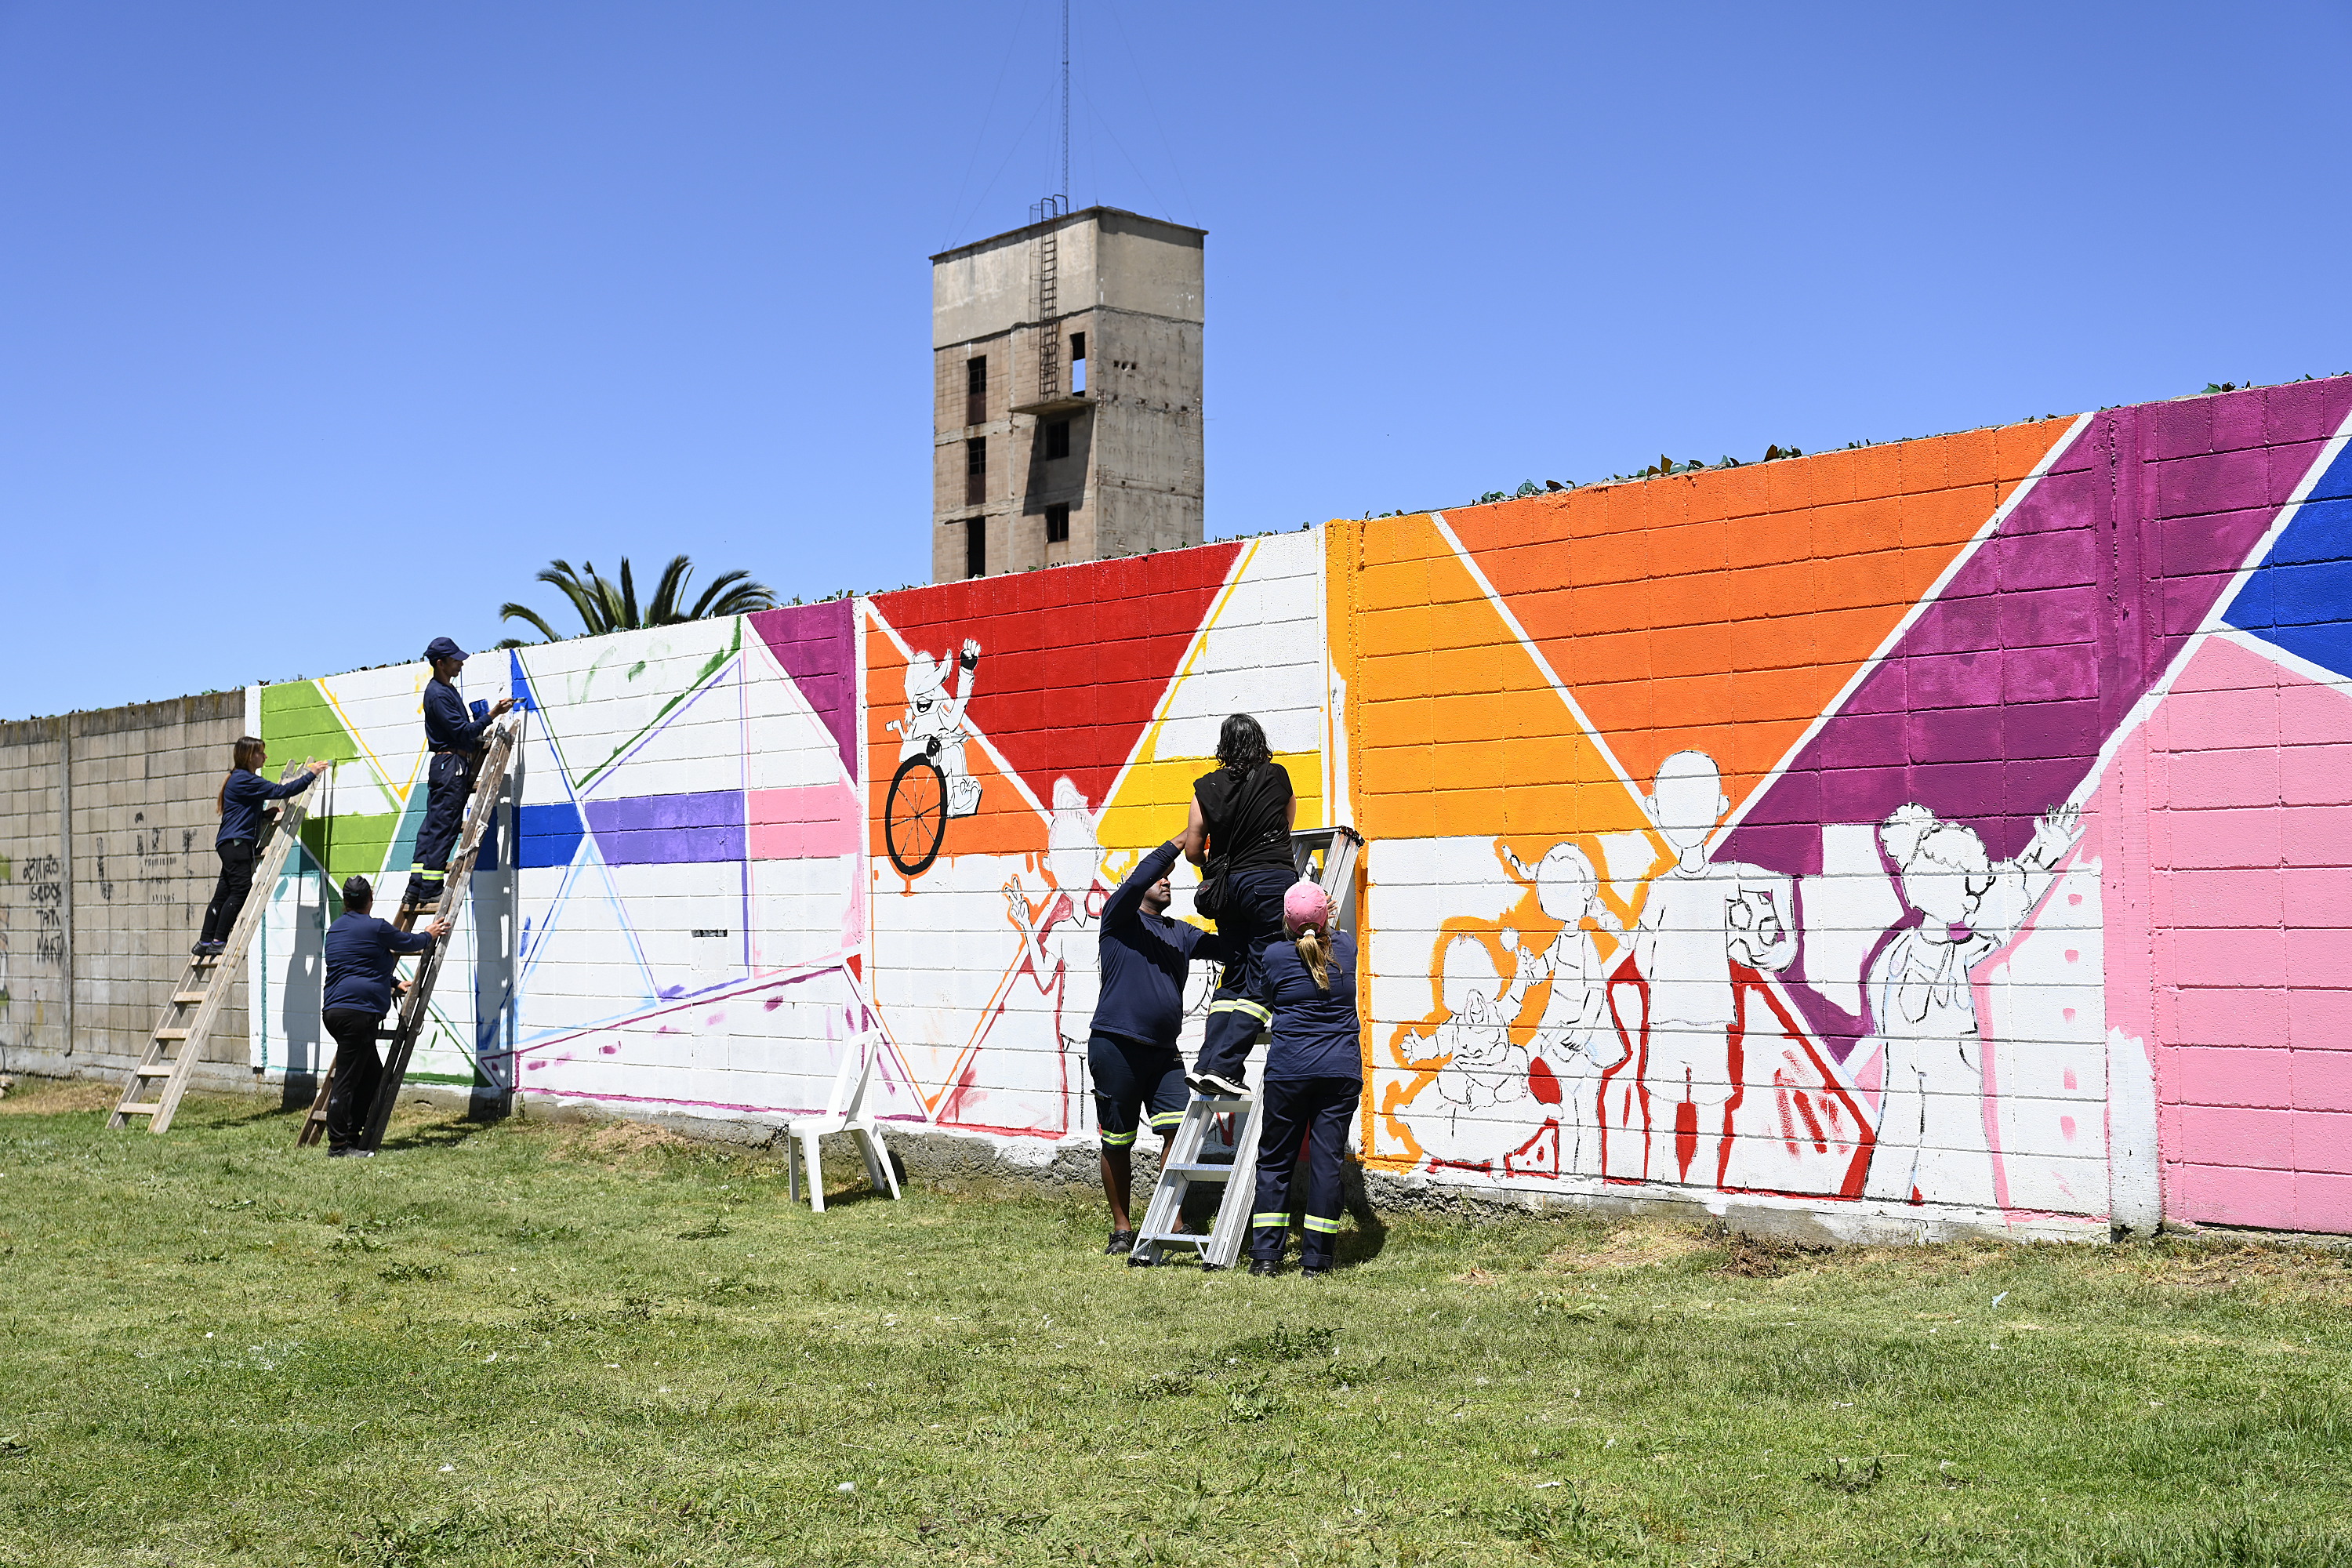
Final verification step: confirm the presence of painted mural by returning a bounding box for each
[244,380,2352,1239]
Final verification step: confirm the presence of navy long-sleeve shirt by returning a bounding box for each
[217,768,316,846]
[423,680,493,754]
[1264,929,1362,1082]
[1090,840,1232,1050]
[323,913,435,1017]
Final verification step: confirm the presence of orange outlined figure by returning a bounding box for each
[1860,802,2082,1208]
[1399,935,1527,1167]
[1628,751,1796,1185]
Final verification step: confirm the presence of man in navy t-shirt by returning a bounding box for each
[321,876,448,1156]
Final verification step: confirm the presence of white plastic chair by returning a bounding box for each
[786,1032,902,1212]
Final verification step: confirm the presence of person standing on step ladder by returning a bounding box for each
[321,875,448,1156]
[1179,713,1296,1098]
[401,637,514,916]
[1247,881,1362,1279]
[1088,837,1233,1261]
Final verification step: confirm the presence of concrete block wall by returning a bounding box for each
[13,379,2352,1242]
[0,693,249,1080]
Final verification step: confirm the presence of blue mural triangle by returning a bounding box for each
[2223,442,2352,681]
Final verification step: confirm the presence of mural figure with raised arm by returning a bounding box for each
[1861,802,2085,1210]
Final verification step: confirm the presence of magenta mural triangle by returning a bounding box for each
[1723,380,2352,875]
[748,601,857,779]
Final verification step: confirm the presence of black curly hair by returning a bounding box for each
[1215,713,1271,774]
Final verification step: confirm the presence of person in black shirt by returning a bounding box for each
[1179,713,1297,1096]
[401,636,514,912]
[1247,880,1363,1278]
[1088,838,1232,1255]
[194,737,328,956]
[321,876,447,1156]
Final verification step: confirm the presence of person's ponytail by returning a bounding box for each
[1296,927,1332,991]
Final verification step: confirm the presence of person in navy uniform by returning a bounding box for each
[1247,880,1363,1278]
[321,876,448,1156]
[1088,838,1232,1258]
[401,637,514,913]
[194,736,328,956]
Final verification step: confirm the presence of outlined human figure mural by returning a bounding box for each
[1629,751,1797,1184]
[1401,934,1529,1167]
[1000,778,1110,1121]
[1860,801,2084,1209]
[1497,842,1623,1174]
[889,638,984,818]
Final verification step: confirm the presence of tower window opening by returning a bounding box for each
[1044,419,1070,461]
[1070,332,1086,394]
[965,356,987,424]
[965,517,986,578]
[964,437,985,505]
[1045,504,1070,544]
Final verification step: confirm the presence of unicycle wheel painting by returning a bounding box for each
[885,753,949,877]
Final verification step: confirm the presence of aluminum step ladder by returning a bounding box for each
[296,716,517,1151]
[1131,824,1363,1270]
[109,760,323,1134]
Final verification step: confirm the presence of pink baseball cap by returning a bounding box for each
[1283,880,1332,938]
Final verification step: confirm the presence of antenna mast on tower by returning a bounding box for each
[1059,0,1070,204]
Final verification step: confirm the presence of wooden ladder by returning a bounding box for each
[296,717,517,1152]
[109,760,320,1134]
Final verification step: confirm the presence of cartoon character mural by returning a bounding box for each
[1856,801,2084,1209]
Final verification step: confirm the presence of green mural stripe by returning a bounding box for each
[299,810,403,909]
[258,681,361,768]
[575,619,744,791]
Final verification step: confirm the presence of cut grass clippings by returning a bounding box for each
[2,1076,2350,1565]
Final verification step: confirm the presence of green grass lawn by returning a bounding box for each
[3,1075,2350,1566]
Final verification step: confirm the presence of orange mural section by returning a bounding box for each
[1330,510,1652,844]
[1438,418,2078,806]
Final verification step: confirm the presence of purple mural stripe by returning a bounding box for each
[1723,383,2352,876]
[749,600,857,778]
[583,789,747,865]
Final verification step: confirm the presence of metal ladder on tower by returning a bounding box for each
[296,716,518,1152]
[1033,195,1062,402]
[109,760,322,1134]
[1130,824,1366,1270]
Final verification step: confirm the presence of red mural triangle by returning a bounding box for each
[868,543,1241,813]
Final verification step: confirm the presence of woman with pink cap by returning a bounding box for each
[1246,879,1362,1278]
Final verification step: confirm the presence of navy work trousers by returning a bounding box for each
[1249,1074,1361,1268]
[402,752,475,908]
[198,838,259,946]
[323,1007,383,1152]
[1192,862,1294,1083]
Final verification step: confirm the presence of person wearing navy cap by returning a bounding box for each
[401,637,514,913]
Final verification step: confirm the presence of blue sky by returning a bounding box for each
[4,2,2347,718]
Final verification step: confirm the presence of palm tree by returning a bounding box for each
[498,555,779,644]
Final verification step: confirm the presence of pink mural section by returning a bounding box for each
[2134,634,2352,1232]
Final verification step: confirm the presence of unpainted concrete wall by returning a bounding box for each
[0,693,249,1083]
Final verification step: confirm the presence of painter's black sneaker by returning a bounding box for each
[1105,1229,1136,1256]
[326,1148,375,1160]
[1189,1072,1248,1098]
